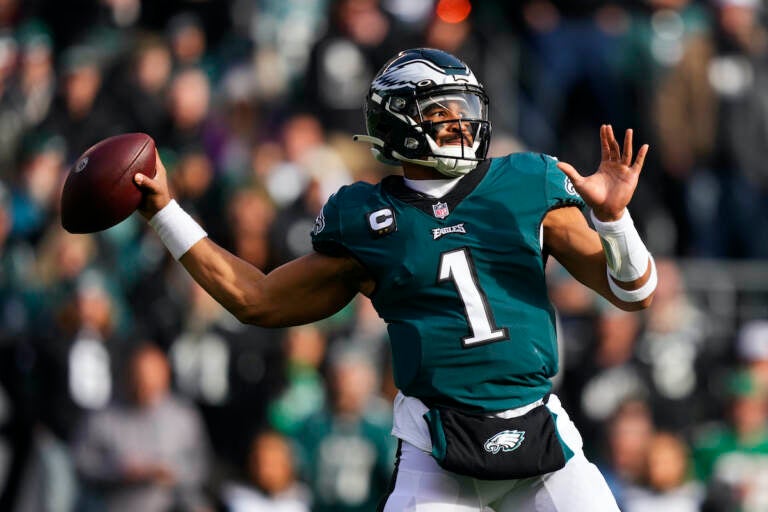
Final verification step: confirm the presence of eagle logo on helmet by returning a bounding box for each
[372,59,479,93]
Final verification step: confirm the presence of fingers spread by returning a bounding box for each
[607,125,621,161]
[632,144,649,173]
[600,124,610,161]
[622,129,633,166]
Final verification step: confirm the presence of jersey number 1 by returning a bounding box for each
[438,248,508,347]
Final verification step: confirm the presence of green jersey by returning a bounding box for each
[311,153,585,412]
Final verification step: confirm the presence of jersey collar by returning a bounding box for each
[382,159,491,218]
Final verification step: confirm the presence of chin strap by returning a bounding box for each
[391,150,476,177]
[353,134,478,177]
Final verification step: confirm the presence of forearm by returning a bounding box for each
[148,199,266,322]
[179,237,269,323]
[589,208,657,308]
[148,201,365,327]
[544,207,656,311]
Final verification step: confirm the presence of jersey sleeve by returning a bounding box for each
[310,191,351,257]
[542,154,586,211]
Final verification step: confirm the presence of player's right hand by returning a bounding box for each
[135,151,172,220]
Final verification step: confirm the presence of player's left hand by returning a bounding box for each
[556,124,649,222]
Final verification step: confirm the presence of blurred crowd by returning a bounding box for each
[0,0,767,511]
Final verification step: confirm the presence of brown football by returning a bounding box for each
[61,133,156,233]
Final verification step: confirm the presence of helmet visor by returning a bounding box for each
[415,92,487,124]
[413,93,488,159]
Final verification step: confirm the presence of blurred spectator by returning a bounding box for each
[221,429,311,512]
[15,273,129,512]
[738,319,768,389]
[599,397,657,508]
[548,260,600,381]
[261,112,325,207]
[30,226,98,325]
[635,258,712,429]
[170,148,229,242]
[125,244,193,351]
[292,345,394,512]
[158,66,227,169]
[693,369,768,512]
[169,280,285,474]
[0,20,56,175]
[34,271,128,444]
[72,342,213,512]
[621,0,711,122]
[8,133,66,243]
[655,0,768,258]
[622,431,704,512]
[0,301,36,512]
[40,44,124,161]
[165,12,219,82]
[0,27,18,97]
[214,66,262,185]
[242,0,329,104]
[0,181,36,338]
[338,295,387,354]
[109,33,172,136]
[517,0,632,158]
[226,185,275,269]
[618,0,712,256]
[268,324,328,436]
[262,112,352,268]
[302,0,414,133]
[562,305,648,451]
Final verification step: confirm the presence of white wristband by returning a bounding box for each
[608,255,657,303]
[148,199,207,260]
[590,208,650,282]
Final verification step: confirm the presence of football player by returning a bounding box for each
[135,48,656,511]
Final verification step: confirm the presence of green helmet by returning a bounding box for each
[354,48,491,178]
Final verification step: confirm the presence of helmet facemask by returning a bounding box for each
[387,87,490,177]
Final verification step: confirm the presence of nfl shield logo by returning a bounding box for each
[432,201,450,219]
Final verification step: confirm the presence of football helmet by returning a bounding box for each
[354,48,491,177]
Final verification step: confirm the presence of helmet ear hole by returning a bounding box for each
[390,97,407,111]
[404,138,419,150]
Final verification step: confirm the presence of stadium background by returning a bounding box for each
[0,0,767,510]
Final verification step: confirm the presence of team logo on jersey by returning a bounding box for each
[312,210,326,235]
[367,208,397,237]
[432,202,450,219]
[484,430,526,455]
[564,176,578,196]
[431,223,466,240]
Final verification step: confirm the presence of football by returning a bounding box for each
[61,133,156,233]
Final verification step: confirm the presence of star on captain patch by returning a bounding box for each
[432,201,449,219]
